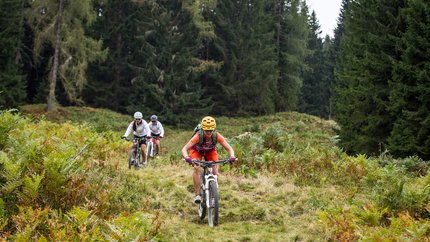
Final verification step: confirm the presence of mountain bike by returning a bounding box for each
[146,136,158,162]
[192,159,230,227]
[124,137,145,170]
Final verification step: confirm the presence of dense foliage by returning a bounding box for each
[0,110,161,240]
[1,0,429,159]
[333,0,430,159]
[0,0,26,108]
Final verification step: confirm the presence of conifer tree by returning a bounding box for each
[208,0,278,115]
[388,0,430,159]
[333,0,406,154]
[332,0,349,54]
[0,0,26,108]
[299,11,329,117]
[321,36,336,119]
[27,0,107,111]
[128,0,211,124]
[84,0,138,113]
[327,0,349,119]
[275,0,308,111]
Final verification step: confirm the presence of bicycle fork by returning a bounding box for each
[204,173,218,208]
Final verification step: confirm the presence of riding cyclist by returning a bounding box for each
[122,112,151,165]
[147,115,164,156]
[181,116,236,204]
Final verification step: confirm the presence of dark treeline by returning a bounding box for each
[334,0,430,159]
[1,0,325,122]
[1,0,429,159]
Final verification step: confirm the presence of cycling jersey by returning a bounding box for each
[148,121,164,137]
[124,120,150,138]
[189,132,226,161]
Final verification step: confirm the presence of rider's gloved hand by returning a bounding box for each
[229,156,237,164]
[121,135,127,139]
[184,156,193,165]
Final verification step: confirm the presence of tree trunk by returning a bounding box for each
[47,0,64,112]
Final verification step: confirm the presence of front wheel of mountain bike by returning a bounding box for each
[134,150,140,170]
[147,141,153,159]
[128,147,136,169]
[207,180,219,227]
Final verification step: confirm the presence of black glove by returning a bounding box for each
[121,135,127,140]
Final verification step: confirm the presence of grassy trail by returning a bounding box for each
[113,133,327,241]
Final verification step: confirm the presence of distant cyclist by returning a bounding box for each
[181,116,236,204]
[122,112,151,165]
[147,114,164,156]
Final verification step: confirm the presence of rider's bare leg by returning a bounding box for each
[141,144,147,164]
[193,165,201,195]
[214,165,220,176]
[155,139,161,155]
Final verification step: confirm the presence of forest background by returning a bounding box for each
[1,0,430,160]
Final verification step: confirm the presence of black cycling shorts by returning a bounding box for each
[134,135,147,145]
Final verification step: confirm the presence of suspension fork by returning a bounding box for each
[204,167,218,208]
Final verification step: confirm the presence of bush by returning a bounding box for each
[0,112,160,239]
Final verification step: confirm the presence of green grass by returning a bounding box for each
[2,105,430,241]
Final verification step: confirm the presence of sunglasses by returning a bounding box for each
[203,130,213,134]
[135,118,142,121]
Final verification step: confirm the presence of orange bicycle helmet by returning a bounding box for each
[201,116,216,130]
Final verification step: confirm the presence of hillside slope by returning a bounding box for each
[1,105,429,241]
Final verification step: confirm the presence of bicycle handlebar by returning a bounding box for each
[191,159,230,167]
[123,136,148,142]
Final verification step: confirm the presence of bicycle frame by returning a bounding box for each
[146,136,158,159]
[125,137,144,169]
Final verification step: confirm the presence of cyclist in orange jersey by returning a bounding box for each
[181,116,236,204]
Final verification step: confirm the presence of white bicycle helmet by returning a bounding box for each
[150,115,158,121]
[134,112,143,119]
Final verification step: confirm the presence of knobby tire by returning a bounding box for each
[128,147,136,169]
[134,148,140,170]
[208,180,219,227]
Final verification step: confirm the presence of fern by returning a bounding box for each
[18,172,44,206]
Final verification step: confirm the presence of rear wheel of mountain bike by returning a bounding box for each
[134,150,140,170]
[207,180,219,227]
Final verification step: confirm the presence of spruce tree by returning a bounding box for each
[388,0,430,159]
[127,0,211,125]
[84,0,138,113]
[208,0,278,115]
[299,11,329,117]
[333,0,406,155]
[0,0,26,108]
[275,0,308,111]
